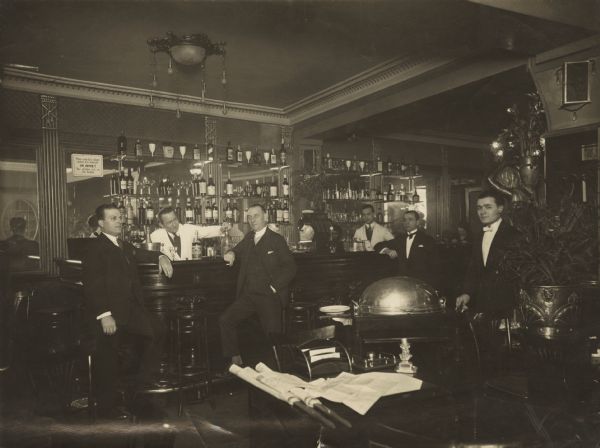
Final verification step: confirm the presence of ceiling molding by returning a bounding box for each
[1,67,289,126]
[285,55,459,125]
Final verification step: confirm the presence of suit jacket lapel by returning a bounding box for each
[486,220,508,268]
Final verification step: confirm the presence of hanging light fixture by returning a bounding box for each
[148,31,228,114]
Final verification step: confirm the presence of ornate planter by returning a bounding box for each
[519,285,581,339]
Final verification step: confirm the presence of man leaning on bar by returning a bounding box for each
[150,207,227,260]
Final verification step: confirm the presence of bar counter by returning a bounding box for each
[57,251,397,308]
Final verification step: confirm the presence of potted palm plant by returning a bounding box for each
[502,195,597,339]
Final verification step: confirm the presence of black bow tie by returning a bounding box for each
[407,233,416,240]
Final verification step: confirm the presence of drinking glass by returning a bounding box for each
[263,151,270,165]
[179,145,186,159]
[149,143,156,157]
[359,160,366,172]
[345,159,352,171]
[245,150,253,165]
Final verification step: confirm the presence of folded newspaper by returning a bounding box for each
[232,363,422,416]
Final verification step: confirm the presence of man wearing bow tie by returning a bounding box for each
[455,190,520,318]
[353,204,393,251]
[83,204,173,419]
[374,210,439,288]
[150,207,225,260]
[220,204,297,367]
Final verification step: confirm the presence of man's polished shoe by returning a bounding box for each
[97,406,132,421]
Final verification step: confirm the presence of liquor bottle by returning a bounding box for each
[191,175,199,197]
[225,198,233,222]
[236,144,243,163]
[192,230,202,259]
[275,201,283,223]
[232,201,240,223]
[185,197,195,223]
[145,202,155,226]
[119,168,127,194]
[282,174,290,197]
[270,147,277,165]
[127,168,134,194]
[226,141,234,162]
[377,156,383,173]
[328,226,337,254]
[225,171,234,196]
[266,202,273,223]
[413,164,420,176]
[199,173,207,196]
[412,190,420,203]
[175,198,182,222]
[207,176,216,197]
[244,180,251,197]
[193,143,201,160]
[117,132,127,156]
[400,159,407,176]
[282,200,289,223]
[212,200,219,223]
[207,142,215,162]
[352,155,358,172]
[243,208,248,223]
[253,147,262,165]
[138,199,146,226]
[255,179,262,197]
[395,184,403,202]
[386,157,393,175]
[326,153,333,170]
[110,173,118,196]
[205,200,213,224]
[135,139,143,157]
[386,184,394,202]
[194,200,203,225]
[279,137,287,165]
[269,176,278,197]
[221,226,233,254]
[126,198,135,226]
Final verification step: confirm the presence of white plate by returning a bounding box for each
[319,305,350,314]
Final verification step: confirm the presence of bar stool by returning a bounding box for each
[286,301,319,333]
[170,296,212,416]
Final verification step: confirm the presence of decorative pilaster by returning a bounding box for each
[204,117,220,216]
[439,147,451,234]
[38,95,68,275]
[281,125,294,243]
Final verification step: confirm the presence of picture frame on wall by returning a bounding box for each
[563,60,592,105]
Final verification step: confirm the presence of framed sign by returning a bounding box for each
[563,60,592,105]
[70,154,103,177]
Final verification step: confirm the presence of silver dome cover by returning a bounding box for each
[356,276,445,316]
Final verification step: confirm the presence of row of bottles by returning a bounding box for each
[192,174,290,198]
[322,183,420,203]
[117,132,289,166]
[322,153,420,177]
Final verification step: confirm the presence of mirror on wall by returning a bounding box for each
[0,147,41,272]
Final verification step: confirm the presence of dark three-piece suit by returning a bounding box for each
[219,227,297,358]
[82,233,164,412]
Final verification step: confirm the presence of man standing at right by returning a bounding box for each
[455,190,520,375]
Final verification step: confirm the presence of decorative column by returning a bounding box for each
[281,125,294,243]
[204,117,219,217]
[438,146,451,235]
[38,95,68,275]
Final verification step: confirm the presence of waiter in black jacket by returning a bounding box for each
[455,190,520,375]
[220,204,297,367]
[82,204,173,419]
[374,210,440,289]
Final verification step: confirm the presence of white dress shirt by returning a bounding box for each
[482,218,502,267]
[254,226,267,245]
[405,230,417,258]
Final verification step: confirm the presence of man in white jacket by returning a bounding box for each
[150,207,225,260]
[353,204,393,251]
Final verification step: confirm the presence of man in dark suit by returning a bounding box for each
[455,190,520,318]
[374,210,440,289]
[455,190,520,376]
[219,204,297,367]
[82,204,173,419]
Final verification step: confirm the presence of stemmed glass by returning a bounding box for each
[345,159,352,171]
[179,145,187,159]
[263,150,270,166]
[149,143,156,157]
[245,149,253,165]
[359,160,366,173]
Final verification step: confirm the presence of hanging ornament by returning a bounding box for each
[167,57,174,75]
[152,73,158,88]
